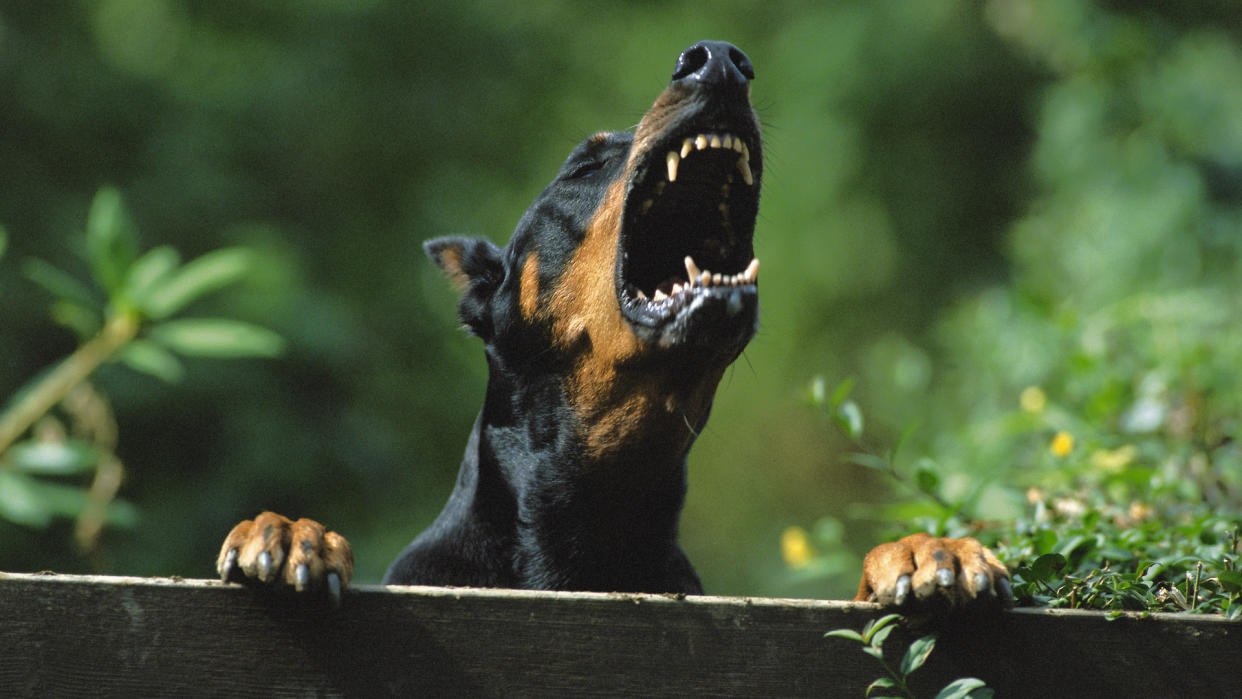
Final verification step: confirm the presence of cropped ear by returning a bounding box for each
[424,236,504,338]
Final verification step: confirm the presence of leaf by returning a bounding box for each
[808,376,827,407]
[830,377,855,409]
[0,471,55,527]
[899,634,937,676]
[1027,553,1067,582]
[934,677,990,699]
[9,439,99,475]
[119,339,186,382]
[149,318,285,358]
[124,245,181,310]
[825,628,864,642]
[22,257,100,310]
[836,400,864,439]
[846,452,890,471]
[914,462,940,495]
[869,622,895,650]
[142,247,254,319]
[84,187,139,294]
[866,677,898,697]
[0,224,7,260]
[862,614,903,643]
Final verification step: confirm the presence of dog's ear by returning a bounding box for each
[424,236,504,338]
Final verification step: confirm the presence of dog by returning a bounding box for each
[217,40,1011,612]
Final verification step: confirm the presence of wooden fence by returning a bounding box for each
[2,571,1238,696]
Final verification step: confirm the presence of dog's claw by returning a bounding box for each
[997,576,1015,608]
[973,571,990,594]
[257,551,273,582]
[893,574,911,606]
[327,572,342,608]
[295,563,309,592]
[219,548,238,583]
[936,567,954,588]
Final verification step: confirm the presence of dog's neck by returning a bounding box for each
[462,354,708,591]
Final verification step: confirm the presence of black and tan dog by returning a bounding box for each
[218,41,1011,611]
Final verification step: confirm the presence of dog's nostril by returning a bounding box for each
[671,41,753,86]
[672,45,709,81]
[729,47,755,81]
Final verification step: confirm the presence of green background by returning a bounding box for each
[2,0,1239,599]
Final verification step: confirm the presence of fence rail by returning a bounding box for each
[1,571,1238,696]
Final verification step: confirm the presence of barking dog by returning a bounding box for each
[218,41,1011,612]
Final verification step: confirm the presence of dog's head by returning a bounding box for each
[428,41,762,461]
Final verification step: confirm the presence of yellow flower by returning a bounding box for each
[781,526,815,569]
[1050,430,1074,457]
[1020,386,1047,413]
[1091,444,1137,472]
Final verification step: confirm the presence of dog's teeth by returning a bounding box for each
[680,138,693,158]
[666,151,680,182]
[671,283,683,295]
[698,270,711,286]
[653,289,668,301]
[636,289,648,300]
[710,134,722,149]
[712,273,723,285]
[723,134,734,150]
[733,138,744,153]
[737,155,754,186]
[742,258,760,283]
[695,134,708,150]
[684,255,701,281]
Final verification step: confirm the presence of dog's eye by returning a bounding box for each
[565,159,606,180]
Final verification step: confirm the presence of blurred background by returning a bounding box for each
[2,0,1240,599]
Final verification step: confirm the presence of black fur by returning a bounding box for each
[384,41,762,594]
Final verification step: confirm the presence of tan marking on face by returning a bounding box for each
[520,251,540,320]
[539,174,727,462]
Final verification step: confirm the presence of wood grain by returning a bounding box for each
[1,572,1238,697]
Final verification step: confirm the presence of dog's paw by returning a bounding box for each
[217,511,354,604]
[855,533,1013,614]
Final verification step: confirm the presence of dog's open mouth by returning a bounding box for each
[617,127,761,345]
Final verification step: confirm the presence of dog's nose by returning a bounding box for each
[671,40,754,86]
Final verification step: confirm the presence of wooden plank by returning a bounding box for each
[1,572,1238,697]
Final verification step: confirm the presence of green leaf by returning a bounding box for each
[50,300,103,338]
[124,245,181,310]
[869,622,895,650]
[934,677,990,699]
[866,677,898,696]
[862,614,903,643]
[84,187,139,294]
[1028,553,1067,582]
[149,318,285,358]
[825,628,865,642]
[22,257,100,310]
[119,338,186,382]
[830,377,855,409]
[0,471,55,527]
[808,376,827,407]
[142,247,254,319]
[846,452,890,471]
[9,439,99,475]
[914,462,940,495]
[899,634,937,676]
[836,400,864,439]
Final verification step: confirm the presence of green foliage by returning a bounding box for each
[792,1,1242,613]
[827,614,991,698]
[0,188,281,548]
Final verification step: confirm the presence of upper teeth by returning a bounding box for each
[665,133,753,186]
